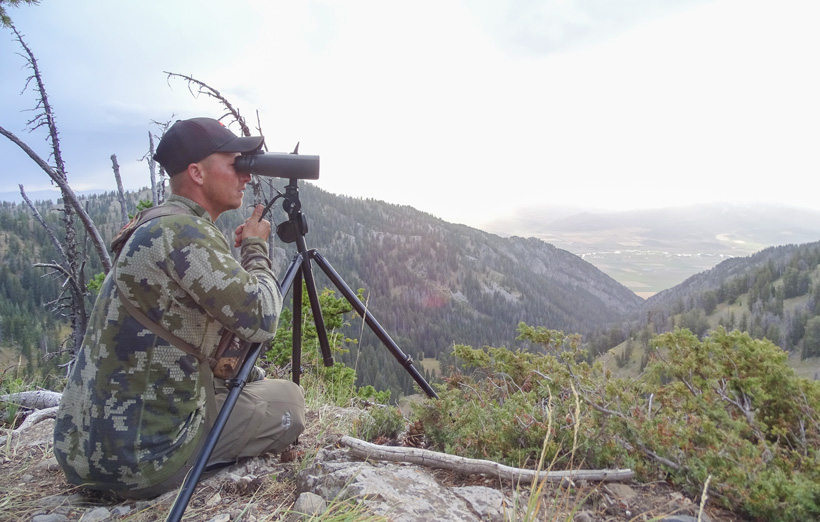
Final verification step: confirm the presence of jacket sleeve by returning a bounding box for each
[164,217,284,343]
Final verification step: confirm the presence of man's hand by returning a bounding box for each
[234,204,272,248]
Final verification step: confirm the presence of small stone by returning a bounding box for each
[205,491,222,507]
[31,515,68,522]
[292,492,326,517]
[604,483,637,499]
[79,507,111,522]
[206,514,230,522]
[111,505,132,516]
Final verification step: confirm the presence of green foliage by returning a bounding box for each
[415,323,820,521]
[87,272,105,294]
[641,328,820,520]
[415,330,591,469]
[0,376,26,426]
[264,283,391,405]
[129,199,154,219]
[803,316,820,359]
[355,405,405,442]
[0,0,39,28]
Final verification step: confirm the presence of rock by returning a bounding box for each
[31,515,68,522]
[35,456,60,471]
[79,507,111,521]
[8,418,56,448]
[452,486,511,522]
[573,511,595,522]
[111,506,132,517]
[290,492,327,520]
[297,453,512,522]
[660,516,712,522]
[604,483,637,499]
[205,491,222,507]
[206,514,230,522]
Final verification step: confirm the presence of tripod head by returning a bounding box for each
[275,179,308,244]
[252,144,317,243]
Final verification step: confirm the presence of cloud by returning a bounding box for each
[464,0,711,56]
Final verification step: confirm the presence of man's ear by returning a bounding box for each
[186,162,206,186]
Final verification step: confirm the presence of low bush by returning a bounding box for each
[413,324,820,521]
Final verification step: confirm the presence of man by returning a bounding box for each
[54,117,305,499]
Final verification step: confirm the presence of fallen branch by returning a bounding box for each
[340,436,634,484]
[0,406,58,447]
[1,390,63,410]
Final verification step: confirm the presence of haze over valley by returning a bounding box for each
[482,202,820,297]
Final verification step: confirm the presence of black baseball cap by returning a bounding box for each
[153,117,265,175]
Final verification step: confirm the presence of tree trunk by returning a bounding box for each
[111,153,129,227]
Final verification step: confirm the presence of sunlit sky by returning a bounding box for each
[2,0,818,227]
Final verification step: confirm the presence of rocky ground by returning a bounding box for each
[0,405,744,522]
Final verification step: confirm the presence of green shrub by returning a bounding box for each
[264,284,390,406]
[413,324,820,521]
[357,405,405,442]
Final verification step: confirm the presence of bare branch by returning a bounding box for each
[163,71,251,136]
[341,436,634,484]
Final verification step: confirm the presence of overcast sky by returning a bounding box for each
[2,0,818,227]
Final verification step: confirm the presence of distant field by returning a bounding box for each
[419,357,441,377]
[530,230,772,298]
[483,202,820,298]
[572,249,736,297]
[0,346,24,376]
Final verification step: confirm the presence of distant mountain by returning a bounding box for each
[482,203,820,296]
[0,188,106,204]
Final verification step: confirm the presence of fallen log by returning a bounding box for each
[1,390,62,410]
[340,436,634,484]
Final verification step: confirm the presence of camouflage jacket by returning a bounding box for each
[54,195,282,492]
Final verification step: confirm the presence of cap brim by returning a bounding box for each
[214,135,265,154]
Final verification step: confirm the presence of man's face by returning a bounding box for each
[198,152,252,217]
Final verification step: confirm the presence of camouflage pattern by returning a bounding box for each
[54,195,282,493]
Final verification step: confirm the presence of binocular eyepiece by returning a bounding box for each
[234,151,320,180]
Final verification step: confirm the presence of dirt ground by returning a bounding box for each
[0,408,745,522]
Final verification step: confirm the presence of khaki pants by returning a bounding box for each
[123,378,305,499]
[210,378,306,463]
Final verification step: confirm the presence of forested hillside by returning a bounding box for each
[605,241,820,379]
[0,190,146,377]
[4,183,820,397]
[0,183,643,397]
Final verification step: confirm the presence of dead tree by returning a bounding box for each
[163,71,268,205]
[110,154,129,227]
[144,120,172,206]
[1,26,111,355]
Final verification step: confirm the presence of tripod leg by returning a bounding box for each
[309,250,438,399]
[292,269,303,385]
[298,247,335,368]
[166,343,264,522]
[278,253,306,385]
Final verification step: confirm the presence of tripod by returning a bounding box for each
[167,177,437,521]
